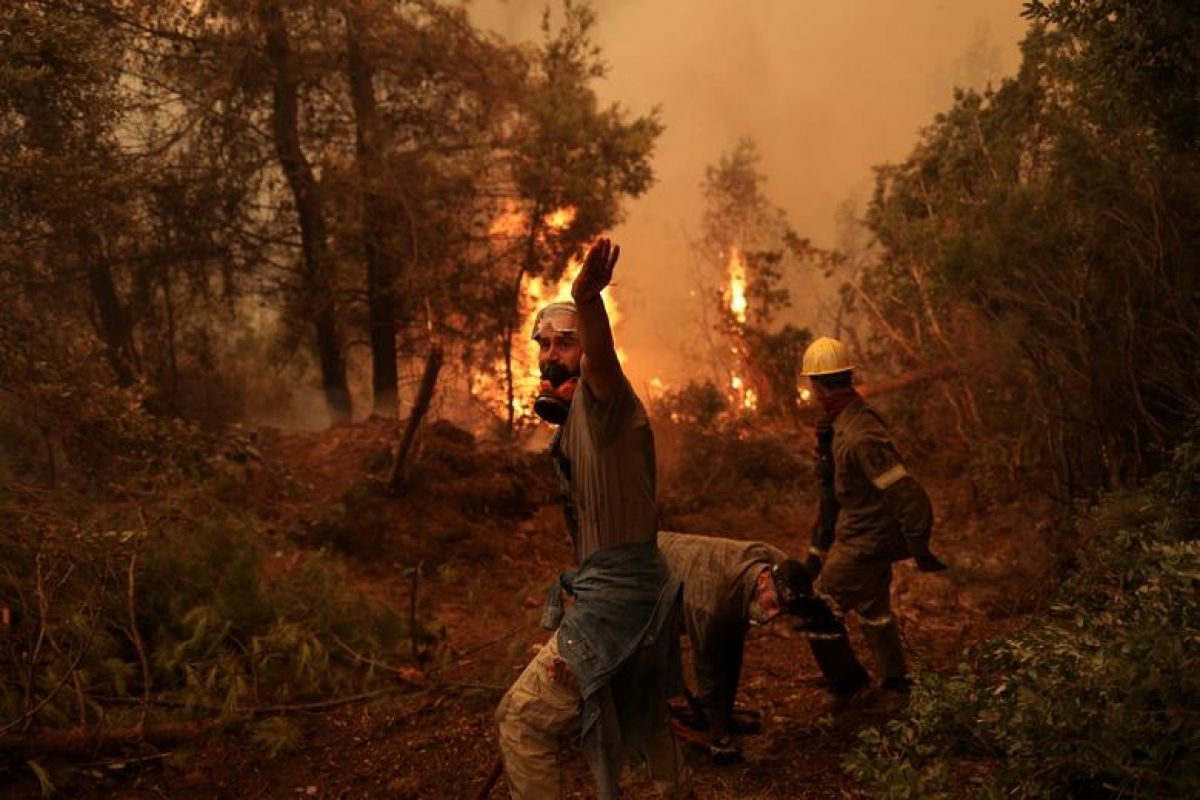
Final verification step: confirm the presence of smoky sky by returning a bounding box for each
[470,0,1030,390]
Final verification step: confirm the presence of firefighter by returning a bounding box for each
[657,531,839,759]
[800,336,948,701]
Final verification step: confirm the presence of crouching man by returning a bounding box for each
[658,531,839,760]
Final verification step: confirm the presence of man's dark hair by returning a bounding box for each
[770,560,813,612]
[773,560,842,634]
[813,371,853,391]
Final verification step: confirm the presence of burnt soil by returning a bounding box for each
[6,417,1034,799]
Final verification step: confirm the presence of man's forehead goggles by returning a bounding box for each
[531,302,578,341]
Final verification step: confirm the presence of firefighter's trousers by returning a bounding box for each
[814,549,907,682]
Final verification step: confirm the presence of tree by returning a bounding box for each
[1023,0,1200,149]
[343,1,400,416]
[698,138,830,420]
[853,18,1200,496]
[337,0,523,417]
[258,0,353,422]
[486,1,662,430]
[1,0,661,440]
[1,3,139,388]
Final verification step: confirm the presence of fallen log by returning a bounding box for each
[0,719,220,759]
[0,688,410,759]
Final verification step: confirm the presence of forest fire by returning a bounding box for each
[6,2,1194,798]
[510,253,627,420]
[476,205,627,424]
[729,374,757,410]
[488,203,577,239]
[544,206,577,231]
[727,247,748,324]
[726,248,756,411]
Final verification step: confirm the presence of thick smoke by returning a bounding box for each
[471,0,1029,390]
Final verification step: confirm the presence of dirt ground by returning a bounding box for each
[4,418,1030,799]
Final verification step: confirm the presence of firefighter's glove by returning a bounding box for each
[789,596,842,635]
[804,553,823,580]
[914,551,948,573]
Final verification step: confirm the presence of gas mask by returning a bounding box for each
[534,361,579,425]
[530,302,581,425]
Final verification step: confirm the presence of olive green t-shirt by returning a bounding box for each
[558,372,658,562]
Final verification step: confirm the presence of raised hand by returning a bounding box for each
[572,237,620,305]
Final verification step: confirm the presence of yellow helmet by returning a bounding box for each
[800,336,854,377]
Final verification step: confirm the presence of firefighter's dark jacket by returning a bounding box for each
[812,395,933,561]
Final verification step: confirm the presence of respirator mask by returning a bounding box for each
[534,362,579,425]
[530,301,581,425]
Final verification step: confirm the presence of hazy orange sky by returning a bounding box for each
[471,0,1031,390]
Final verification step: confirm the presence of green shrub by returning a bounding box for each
[845,429,1200,798]
[1,491,411,732]
[141,513,408,712]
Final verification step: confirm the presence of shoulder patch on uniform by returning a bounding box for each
[871,463,908,490]
[857,438,907,489]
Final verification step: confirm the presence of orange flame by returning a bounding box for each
[473,207,626,424]
[489,204,576,238]
[488,202,526,238]
[489,203,578,241]
[544,207,576,231]
[505,254,625,420]
[728,247,748,324]
[729,375,756,410]
[726,248,755,410]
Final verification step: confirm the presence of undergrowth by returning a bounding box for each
[651,380,813,517]
[0,403,417,750]
[845,427,1200,798]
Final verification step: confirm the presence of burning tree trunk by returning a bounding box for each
[724,247,758,412]
[502,207,542,432]
[260,1,352,423]
[346,7,400,418]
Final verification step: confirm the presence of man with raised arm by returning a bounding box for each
[495,239,690,799]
